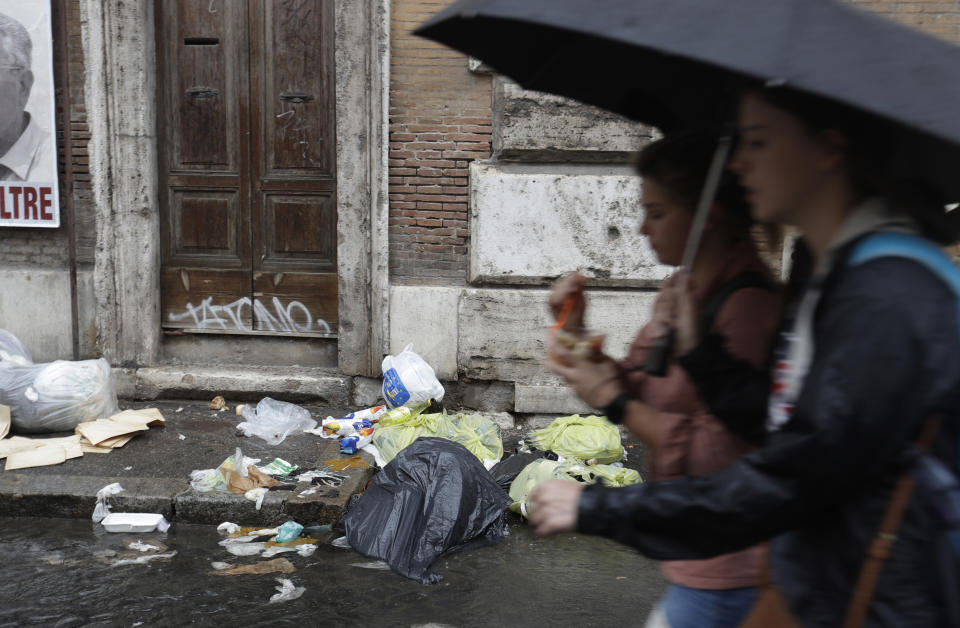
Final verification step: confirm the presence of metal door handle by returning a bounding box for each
[186,87,218,99]
[280,92,313,103]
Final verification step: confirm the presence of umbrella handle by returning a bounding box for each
[679,133,735,271]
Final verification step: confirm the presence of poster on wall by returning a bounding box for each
[0,2,59,228]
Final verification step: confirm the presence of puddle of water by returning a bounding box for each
[0,516,665,626]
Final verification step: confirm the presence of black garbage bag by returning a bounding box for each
[343,437,511,584]
[489,450,552,492]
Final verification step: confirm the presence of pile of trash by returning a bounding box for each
[207,343,642,585]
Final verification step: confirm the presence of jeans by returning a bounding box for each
[649,584,758,628]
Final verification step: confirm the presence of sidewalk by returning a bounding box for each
[0,400,374,527]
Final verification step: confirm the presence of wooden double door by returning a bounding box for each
[157,0,337,337]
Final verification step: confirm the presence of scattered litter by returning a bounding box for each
[381,344,445,408]
[101,513,170,534]
[236,398,316,445]
[314,406,386,438]
[91,483,124,522]
[259,458,298,477]
[110,551,177,567]
[178,434,186,440]
[331,536,351,549]
[217,522,241,535]
[0,404,8,439]
[190,468,224,493]
[245,487,268,510]
[296,469,346,486]
[261,546,298,558]
[350,560,391,570]
[302,524,333,536]
[275,521,303,543]
[225,543,266,557]
[209,396,227,411]
[176,407,183,413]
[339,434,372,455]
[323,455,369,471]
[211,561,231,570]
[299,488,319,496]
[296,544,317,557]
[124,466,132,471]
[220,448,277,494]
[269,578,305,604]
[248,528,279,537]
[210,557,295,576]
[127,541,162,552]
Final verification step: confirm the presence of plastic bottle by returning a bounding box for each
[339,434,372,455]
[378,401,431,426]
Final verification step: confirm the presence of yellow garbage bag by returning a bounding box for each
[372,410,503,467]
[524,414,623,463]
[508,458,641,516]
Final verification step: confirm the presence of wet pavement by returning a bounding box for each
[0,514,666,627]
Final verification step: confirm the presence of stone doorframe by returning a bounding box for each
[80,0,390,376]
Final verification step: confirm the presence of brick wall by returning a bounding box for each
[389,0,492,284]
[0,0,92,268]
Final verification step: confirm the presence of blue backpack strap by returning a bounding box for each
[848,232,960,550]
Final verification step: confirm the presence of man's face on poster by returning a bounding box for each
[0,36,33,141]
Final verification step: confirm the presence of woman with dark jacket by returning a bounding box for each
[532,87,960,627]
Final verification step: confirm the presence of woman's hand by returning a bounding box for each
[548,273,587,331]
[528,480,584,536]
[545,338,622,408]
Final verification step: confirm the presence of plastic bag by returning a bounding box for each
[0,358,118,433]
[372,410,503,468]
[343,438,511,584]
[92,482,124,522]
[524,414,623,464]
[381,344,445,408]
[508,459,641,516]
[236,397,316,445]
[0,329,32,365]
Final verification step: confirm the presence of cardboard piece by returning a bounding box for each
[209,557,296,576]
[110,408,165,427]
[0,404,9,440]
[76,419,149,447]
[5,445,68,470]
[0,436,38,459]
[81,444,114,454]
[0,435,82,460]
[96,434,136,449]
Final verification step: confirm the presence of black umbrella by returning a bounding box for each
[415,0,960,202]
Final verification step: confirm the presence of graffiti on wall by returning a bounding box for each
[168,296,332,334]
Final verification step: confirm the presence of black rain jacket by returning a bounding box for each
[577,236,960,627]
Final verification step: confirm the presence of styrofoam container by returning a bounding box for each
[100,513,170,533]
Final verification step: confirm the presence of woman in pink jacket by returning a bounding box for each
[548,132,781,628]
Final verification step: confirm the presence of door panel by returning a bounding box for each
[259,0,336,176]
[262,193,336,266]
[158,0,337,339]
[162,268,254,331]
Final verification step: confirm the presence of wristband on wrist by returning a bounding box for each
[599,391,632,425]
